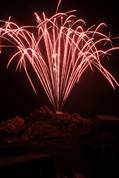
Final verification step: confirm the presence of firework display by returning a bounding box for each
[0,11,118,111]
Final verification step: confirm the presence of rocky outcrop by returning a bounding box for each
[0,106,97,146]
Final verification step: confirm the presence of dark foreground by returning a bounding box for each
[0,107,119,178]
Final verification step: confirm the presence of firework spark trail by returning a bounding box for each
[0,12,119,111]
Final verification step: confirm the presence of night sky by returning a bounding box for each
[0,0,119,120]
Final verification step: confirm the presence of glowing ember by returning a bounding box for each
[0,7,119,111]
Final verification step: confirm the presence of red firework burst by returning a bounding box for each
[0,2,119,111]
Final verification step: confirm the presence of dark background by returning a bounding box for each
[0,0,119,120]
